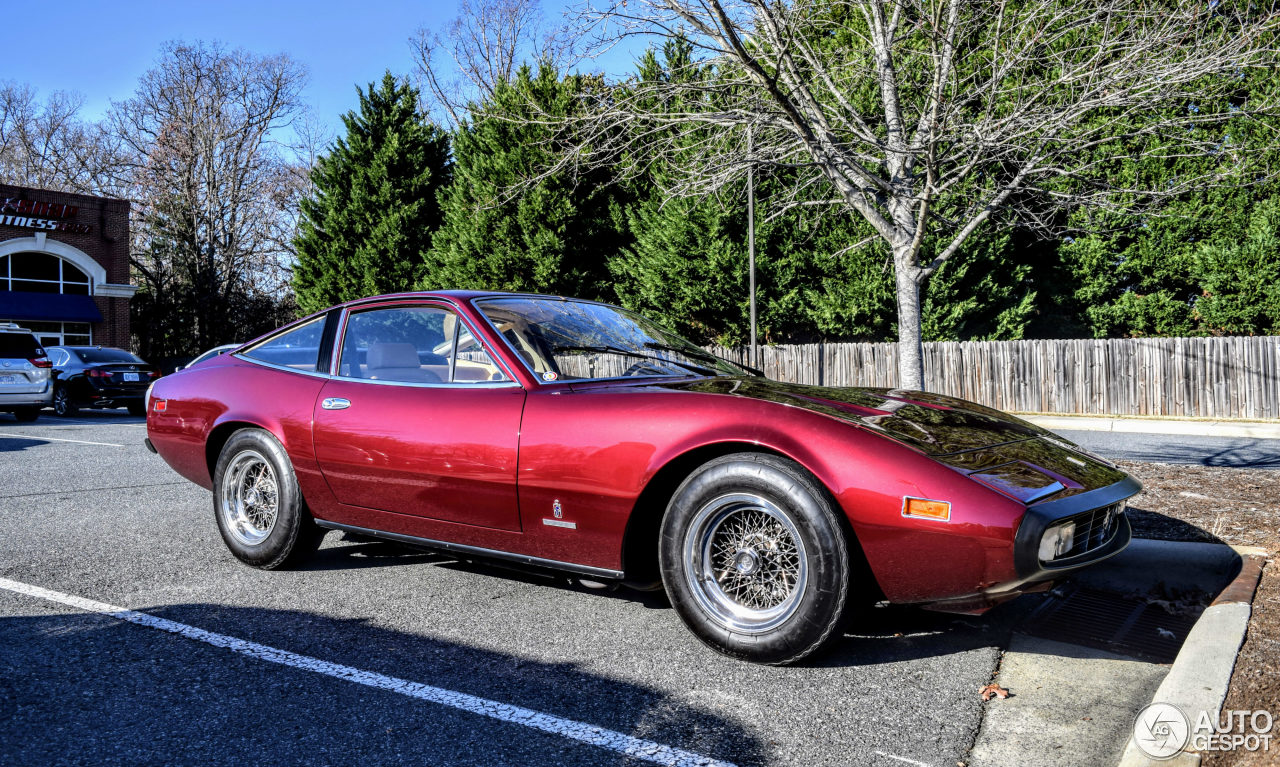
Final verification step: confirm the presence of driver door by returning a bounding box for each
[311,302,526,531]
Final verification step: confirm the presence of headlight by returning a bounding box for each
[1038,521,1077,561]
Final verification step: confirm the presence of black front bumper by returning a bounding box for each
[1011,474,1142,583]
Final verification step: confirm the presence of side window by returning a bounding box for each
[241,317,325,371]
[338,305,508,384]
[452,324,506,383]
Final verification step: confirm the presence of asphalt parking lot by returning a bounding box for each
[0,411,1181,767]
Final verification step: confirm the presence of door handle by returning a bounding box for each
[321,397,351,410]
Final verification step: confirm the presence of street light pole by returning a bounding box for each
[747,126,758,369]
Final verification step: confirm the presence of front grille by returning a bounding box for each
[1054,502,1124,560]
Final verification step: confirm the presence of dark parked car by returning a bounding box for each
[147,291,1139,664]
[47,346,160,416]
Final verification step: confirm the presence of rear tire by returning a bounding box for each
[53,385,77,416]
[213,428,324,569]
[11,407,39,422]
[660,453,850,665]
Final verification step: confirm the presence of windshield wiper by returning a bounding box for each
[550,344,717,377]
[644,342,761,377]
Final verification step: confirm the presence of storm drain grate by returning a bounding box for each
[1017,585,1203,663]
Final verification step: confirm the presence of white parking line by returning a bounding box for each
[0,577,736,767]
[43,419,146,428]
[0,432,124,447]
[873,752,933,767]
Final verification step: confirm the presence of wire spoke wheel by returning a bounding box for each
[219,449,279,546]
[683,493,808,634]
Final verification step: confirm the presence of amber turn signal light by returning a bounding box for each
[902,497,951,521]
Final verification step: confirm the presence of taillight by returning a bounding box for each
[28,357,51,368]
[153,399,167,412]
[147,370,161,378]
[87,369,111,378]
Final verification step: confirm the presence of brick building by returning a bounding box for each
[0,183,134,349]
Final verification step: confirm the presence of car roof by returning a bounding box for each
[341,290,610,309]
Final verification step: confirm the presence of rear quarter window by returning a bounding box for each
[0,332,43,359]
[241,317,325,371]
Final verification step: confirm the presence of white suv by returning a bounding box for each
[0,323,53,421]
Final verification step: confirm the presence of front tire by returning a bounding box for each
[53,385,77,416]
[660,453,850,665]
[213,428,324,569]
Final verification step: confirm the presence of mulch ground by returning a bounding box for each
[1117,460,1279,767]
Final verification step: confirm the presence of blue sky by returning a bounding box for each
[5,0,644,138]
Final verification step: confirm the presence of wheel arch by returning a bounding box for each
[620,440,879,598]
[205,419,274,482]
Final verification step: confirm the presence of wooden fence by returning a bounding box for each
[710,336,1280,420]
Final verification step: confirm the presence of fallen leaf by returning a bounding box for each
[979,683,1010,701]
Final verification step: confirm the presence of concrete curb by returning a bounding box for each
[1020,415,1280,440]
[1116,546,1269,767]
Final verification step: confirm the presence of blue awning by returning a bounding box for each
[0,291,104,323]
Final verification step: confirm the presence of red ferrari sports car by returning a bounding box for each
[146,291,1138,664]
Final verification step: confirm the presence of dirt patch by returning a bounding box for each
[1117,460,1278,767]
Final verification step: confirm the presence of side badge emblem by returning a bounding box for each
[543,499,576,529]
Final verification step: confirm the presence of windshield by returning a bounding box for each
[474,297,750,382]
[73,347,144,364]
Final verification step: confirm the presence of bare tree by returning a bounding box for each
[410,0,577,124]
[107,41,308,354]
[0,82,112,193]
[552,0,1280,388]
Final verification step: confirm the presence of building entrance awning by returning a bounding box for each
[0,290,104,323]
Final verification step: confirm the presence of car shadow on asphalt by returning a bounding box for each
[1126,506,1227,545]
[0,435,50,453]
[0,603,768,767]
[307,538,457,570]
[822,597,1041,668]
[309,535,677,608]
[304,535,1042,669]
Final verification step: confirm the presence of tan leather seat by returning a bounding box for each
[365,343,441,383]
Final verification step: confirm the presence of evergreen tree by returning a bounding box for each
[421,63,628,299]
[1057,69,1280,337]
[1192,199,1280,335]
[292,72,451,314]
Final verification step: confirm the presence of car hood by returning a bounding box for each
[627,376,1048,455]
[573,376,1131,503]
